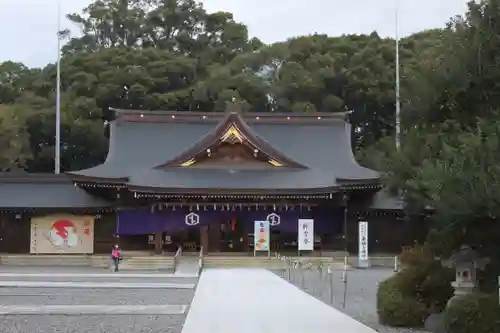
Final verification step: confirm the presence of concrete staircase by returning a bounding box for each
[201,255,354,270]
[0,254,175,271]
[203,256,285,269]
[0,255,94,266]
[119,256,174,271]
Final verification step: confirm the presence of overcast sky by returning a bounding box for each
[0,0,468,68]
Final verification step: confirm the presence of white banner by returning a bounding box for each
[254,221,270,252]
[358,221,369,267]
[298,219,314,251]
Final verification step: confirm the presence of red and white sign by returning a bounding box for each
[30,215,94,254]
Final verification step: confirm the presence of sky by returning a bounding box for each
[0,0,469,68]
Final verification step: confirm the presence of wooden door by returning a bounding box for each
[0,215,30,254]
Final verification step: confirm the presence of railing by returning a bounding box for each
[198,246,204,274]
[173,245,182,272]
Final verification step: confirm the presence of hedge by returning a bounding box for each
[377,245,454,327]
[443,294,500,333]
[377,276,428,327]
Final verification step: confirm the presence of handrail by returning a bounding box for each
[173,245,182,272]
[198,246,204,273]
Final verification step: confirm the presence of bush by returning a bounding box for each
[377,276,428,327]
[377,245,454,327]
[443,294,500,333]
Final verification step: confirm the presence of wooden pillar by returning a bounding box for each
[208,223,220,252]
[200,225,209,254]
[154,231,163,254]
[242,227,249,253]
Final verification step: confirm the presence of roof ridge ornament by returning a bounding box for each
[225,97,244,114]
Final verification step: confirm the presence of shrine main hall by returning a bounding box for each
[0,106,413,255]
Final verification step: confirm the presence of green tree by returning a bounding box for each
[0,104,32,170]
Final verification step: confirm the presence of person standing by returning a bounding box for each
[111,244,122,272]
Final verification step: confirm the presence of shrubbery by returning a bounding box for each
[443,294,500,333]
[376,245,454,327]
[377,276,428,326]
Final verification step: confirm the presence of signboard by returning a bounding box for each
[358,221,369,268]
[253,221,270,254]
[30,215,94,254]
[298,219,314,251]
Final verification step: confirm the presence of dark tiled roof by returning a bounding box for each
[127,168,336,193]
[0,174,111,208]
[69,110,379,191]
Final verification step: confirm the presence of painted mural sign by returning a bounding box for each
[30,215,94,254]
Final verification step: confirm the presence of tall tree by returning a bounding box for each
[0,104,31,170]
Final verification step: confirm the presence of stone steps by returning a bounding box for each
[0,255,93,266]
[120,257,174,270]
[0,255,175,271]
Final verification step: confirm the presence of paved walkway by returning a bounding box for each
[181,269,377,333]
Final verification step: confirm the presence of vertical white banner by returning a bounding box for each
[254,221,270,252]
[358,221,369,268]
[298,219,314,251]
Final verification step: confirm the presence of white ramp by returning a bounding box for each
[181,269,377,333]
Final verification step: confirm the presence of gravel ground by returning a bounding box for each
[0,288,195,305]
[275,268,428,333]
[0,315,184,333]
[0,268,197,333]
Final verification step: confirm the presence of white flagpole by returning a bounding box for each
[55,0,61,174]
[395,0,401,150]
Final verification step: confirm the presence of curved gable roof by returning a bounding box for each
[68,108,379,192]
[153,111,307,169]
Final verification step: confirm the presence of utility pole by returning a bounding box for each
[55,0,62,174]
[395,0,401,150]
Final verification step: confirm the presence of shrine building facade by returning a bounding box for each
[0,107,415,255]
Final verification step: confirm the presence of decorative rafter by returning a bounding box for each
[220,125,244,143]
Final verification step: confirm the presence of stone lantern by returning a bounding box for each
[442,245,489,303]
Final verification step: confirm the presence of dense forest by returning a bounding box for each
[1,0,446,173]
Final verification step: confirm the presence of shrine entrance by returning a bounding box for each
[218,217,248,252]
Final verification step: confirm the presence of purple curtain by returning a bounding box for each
[117,206,342,235]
